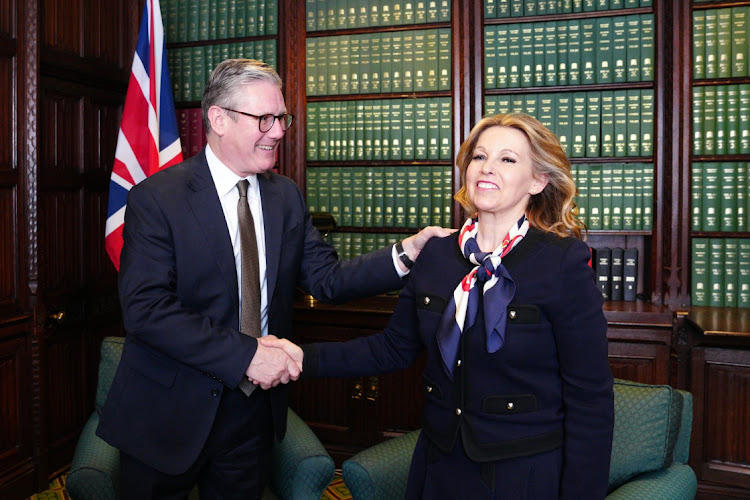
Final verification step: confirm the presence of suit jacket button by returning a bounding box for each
[509,310,517,319]
[423,297,431,305]
[211,389,220,397]
[455,408,462,415]
[426,385,433,393]
[507,401,514,410]
[456,359,462,367]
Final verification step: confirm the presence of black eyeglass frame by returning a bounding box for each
[220,107,294,132]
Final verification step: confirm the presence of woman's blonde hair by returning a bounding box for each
[454,112,585,239]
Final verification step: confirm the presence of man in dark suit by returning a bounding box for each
[96,58,448,499]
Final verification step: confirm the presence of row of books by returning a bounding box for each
[691,162,750,233]
[306,29,451,96]
[306,98,452,162]
[306,0,451,32]
[168,41,277,103]
[325,232,408,261]
[573,163,653,231]
[692,85,750,156]
[177,108,208,159]
[692,238,750,308]
[162,0,278,44]
[485,0,653,19]
[592,247,639,302]
[484,14,654,89]
[693,8,749,80]
[306,166,453,228]
[484,89,654,158]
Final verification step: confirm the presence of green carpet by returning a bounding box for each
[29,472,352,500]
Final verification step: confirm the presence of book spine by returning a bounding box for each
[705,9,718,79]
[533,23,545,87]
[596,17,613,84]
[419,166,432,228]
[718,8,732,79]
[610,163,624,229]
[709,237,725,307]
[341,168,353,227]
[693,10,706,80]
[739,239,750,308]
[703,162,720,231]
[626,89,641,157]
[731,7,748,77]
[587,164,602,230]
[720,162,738,232]
[641,14,654,81]
[595,247,612,300]
[581,18,596,85]
[725,238,739,307]
[586,92,601,157]
[383,166,396,227]
[623,247,638,301]
[626,14,641,82]
[610,247,624,301]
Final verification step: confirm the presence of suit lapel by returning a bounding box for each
[187,152,240,314]
[259,173,283,306]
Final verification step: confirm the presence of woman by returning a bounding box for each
[267,113,614,498]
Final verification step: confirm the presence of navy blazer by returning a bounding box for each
[97,150,403,475]
[304,228,614,498]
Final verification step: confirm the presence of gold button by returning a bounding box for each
[423,297,431,305]
[509,310,517,319]
[456,408,462,415]
[456,359,462,367]
[507,402,514,410]
[426,386,433,393]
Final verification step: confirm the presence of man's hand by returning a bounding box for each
[245,336,302,390]
[257,335,304,371]
[399,226,456,271]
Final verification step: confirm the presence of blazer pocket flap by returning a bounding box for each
[416,292,447,313]
[507,304,541,324]
[483,394,538,414]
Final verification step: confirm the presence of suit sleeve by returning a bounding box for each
[548,240,614,499]
[118,183,255,388]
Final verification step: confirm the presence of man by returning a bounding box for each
[96,58,449,499]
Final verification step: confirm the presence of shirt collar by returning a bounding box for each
[205,143,257,197]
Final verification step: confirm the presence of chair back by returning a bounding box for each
[95,337,125,413]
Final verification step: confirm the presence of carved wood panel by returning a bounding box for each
[607,341,671,385]
[0,55,12,170]
[0,187,18,306]
[0,323,32,477]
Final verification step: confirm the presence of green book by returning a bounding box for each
[247,0,258,36]
[307,103,318,160]
[406,168,420,229]
[306,168,319,213]
[372,166,385,227]
[732,7,748,77]
[485,96,497,118]
[347,100,356,160]
[349,35,361,93]
[717,8,732,79]
[586,92,601,157]
[192,46,206,103]
[693,10,706,80]
[355,100,365,161]
[216,0,228,39]
[360,35,371,94]
[609,16,627,84]
[378,100,389,161]
[703,85,716,155]
[601,91,615,157]
[402,99,416,160]
[372,100,383,161]
[389,99,403,160]
[596,17,613,84]
[392,2,403,25]
[370,34,382,94]
[691,238,709,306]
[394,167,407,227]
[339,35,351,94]
[431,166,444,226]
[525,0,536,16]
[180,47,193,101]
[404,0,415,24]
[414,30,427,92]
[317,103,329,161]
[571,92,587,158]
[533,23,546,87]
[306,0,316,31]
[583,0,596,12]
[555,93,572,157]
[415,0,427,24]
[208,0,218,39]
[692,87,704,155]
[702,162,720,231]
[576,165,588,226]
[364,168,374,227]
[545,23,558,86]
[626,15,641,82]
[317,167,331,214]
[164,0,177,43]
[486,0,497,18]
[341,168,353,226]
[633,163,643,229]
[443,166,453,227]
[329,168,342,224]
[327,37,340,95]
[438,28,451,91]
[402,30,415,92]
[440,98,452,160]
[581,18,596,84]
[737,162,746,230]
[351,167,365,227]
[739,239,750,307]
[626,89,641,157]
[390,33,403,92]
[523,94,538,119]
[426,30,439,91]
[538,94,555,132]
[704,9,718,79]
[556,22,569,86]
[567,20,581,85]
[508,24,522,87]
[728,85,740,154]
[383,167,396,227]
[640,89,654,157]
[496,25,510,88]
[315,38,328,95]
[601,165,613,229]
[381,1,392,26]
[741,84,750,154]
[346,2,356,29]
[610,163,624,229]
[709,238,725,307]
[692,162,703,231]
[306,39,317,95]
[419,166,432,228]
[520,24,534,87]
[427,98,440,160]
[640,14,654,81]
[314,0,325,31]
[415,99,428,160]
[511,0,523,17]
[715,85,728,155]
[720,162,737,232]
[587,165,602,229]
[485,25,498,89]
[622,164,635,230]
[498,0,510,17]
[641,163,653,230]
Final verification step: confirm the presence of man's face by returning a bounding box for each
[213,81,287,177]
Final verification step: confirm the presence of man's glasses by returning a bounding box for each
[221,107,294,133]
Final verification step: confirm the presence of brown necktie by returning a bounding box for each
[237,179,261,396]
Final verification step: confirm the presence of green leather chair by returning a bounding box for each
[66,337,335,500]
[342,379,697,500]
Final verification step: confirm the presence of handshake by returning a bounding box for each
[245,335,304,390]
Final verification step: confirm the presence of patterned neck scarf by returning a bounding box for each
[436,214,529,378]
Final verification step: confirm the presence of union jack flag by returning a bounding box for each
[105,0,182,270]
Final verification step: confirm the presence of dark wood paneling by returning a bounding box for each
[0,322,32,479]
[607,341,670,385]
[41,0,80,53]
[692,347,750,491]
[0,55,13,170]
[0,1,15,36]
[0,186,18,306]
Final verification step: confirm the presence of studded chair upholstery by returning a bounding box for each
[67,337,335,500]
[341,379,697,500]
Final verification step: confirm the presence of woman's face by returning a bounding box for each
[465,125,547,220]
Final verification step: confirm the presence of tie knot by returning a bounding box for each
[237,179,250,198]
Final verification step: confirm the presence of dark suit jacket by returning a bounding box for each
[304,228,614,498]
[97,150,403,475]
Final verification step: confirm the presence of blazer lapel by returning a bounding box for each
[259,173,283,305]
[187,152,240,313]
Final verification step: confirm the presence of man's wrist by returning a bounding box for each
[395,241,414,269]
